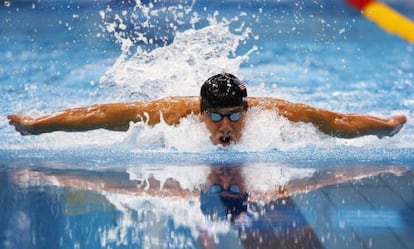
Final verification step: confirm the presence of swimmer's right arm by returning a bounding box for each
[7,97,201,135]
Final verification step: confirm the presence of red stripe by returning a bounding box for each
[345,0,374,10]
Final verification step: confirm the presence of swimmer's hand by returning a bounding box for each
[7,114,37,135]
[377,114,407,138]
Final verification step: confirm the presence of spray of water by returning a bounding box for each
[98,1,257,100]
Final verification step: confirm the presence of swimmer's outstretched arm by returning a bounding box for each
[7,97,200,135]
[248,97,407,138]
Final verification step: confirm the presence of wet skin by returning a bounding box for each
[201,106,246,146]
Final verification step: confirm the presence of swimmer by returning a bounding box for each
[7,73,407,146]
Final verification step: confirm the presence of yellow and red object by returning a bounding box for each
[346,0,414,43]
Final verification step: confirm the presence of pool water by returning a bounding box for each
[1,0,413,248]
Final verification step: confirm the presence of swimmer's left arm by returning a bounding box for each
[248,97,407,138]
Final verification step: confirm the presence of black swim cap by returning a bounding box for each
[200,73,248,111]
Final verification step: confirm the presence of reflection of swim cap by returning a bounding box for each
[200,190,248,221]
[200,73,248,111]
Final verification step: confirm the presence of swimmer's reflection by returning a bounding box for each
[11,164,407,249]
[200,167,248,221]
[199,166,322,249]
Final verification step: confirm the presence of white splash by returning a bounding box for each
[99,23,256,100]
[117,114,215,152]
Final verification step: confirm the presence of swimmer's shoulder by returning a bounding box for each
[155,96,201,114]
[247,97,289,109]
[159,96,200,103]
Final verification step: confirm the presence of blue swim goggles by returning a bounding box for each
[207,110,243,122]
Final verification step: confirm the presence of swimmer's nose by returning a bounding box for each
[219,117,232,133]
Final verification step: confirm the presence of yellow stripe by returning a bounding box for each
[362,1,414,43]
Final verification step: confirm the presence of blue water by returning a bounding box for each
[1,0,414,248]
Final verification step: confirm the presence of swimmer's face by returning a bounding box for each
[202,106,246,146]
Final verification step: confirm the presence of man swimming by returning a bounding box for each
[7,73,407,146]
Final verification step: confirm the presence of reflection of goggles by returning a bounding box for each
[208,184,242,194]
[200,183,248,221]
[207,110,243,122]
